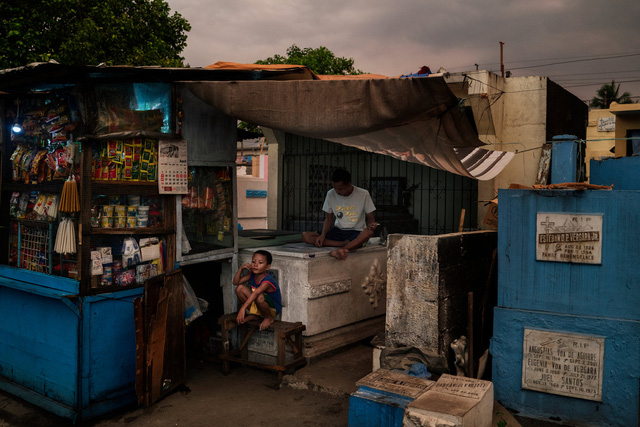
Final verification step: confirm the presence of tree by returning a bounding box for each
[0,0,191,69]
[255,44,364,75]
[590,80,634,109]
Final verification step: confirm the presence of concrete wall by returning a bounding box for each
[386,231,497,368]
[590,156,640,190]
[237,175,267,230]
[586,109,615,181]
[610,102,640,157]
[491,189,640,426]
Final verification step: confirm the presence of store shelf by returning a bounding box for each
[85,227,174,235]
[3,181,66,192]
[92,180,159,196]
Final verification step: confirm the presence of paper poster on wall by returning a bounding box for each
[536,213,602,264]
[158,139,188,194]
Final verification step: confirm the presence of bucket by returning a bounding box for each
[128,195,141,206]
[137,215,149,227]
[137,205,149,216]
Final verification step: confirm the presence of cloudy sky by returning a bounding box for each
[166,0,640,103]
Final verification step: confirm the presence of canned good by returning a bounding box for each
[101,216,113,228]
[115,205,126,216]
[114,216,126,228]
[126,216,137,228]
[102,205,114,217]
[127,205,138,216]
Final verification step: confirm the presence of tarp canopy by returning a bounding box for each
[186,76,513,180]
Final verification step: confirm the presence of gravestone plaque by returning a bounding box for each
[522,329,604,401]
[597,116,615,132]
[405,374,494,427]
[356,369,434,399]
[536,213,602,264]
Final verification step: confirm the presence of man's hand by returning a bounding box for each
[315,234,325,247]
[367,222,379,231]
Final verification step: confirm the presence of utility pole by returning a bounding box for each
[499,41,505,78]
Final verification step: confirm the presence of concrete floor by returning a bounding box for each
[0,343,566,427]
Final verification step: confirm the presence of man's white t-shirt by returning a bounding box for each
[322,186,376,231]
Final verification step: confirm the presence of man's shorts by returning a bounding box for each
[248,290,278,318]
[325,226,362,242]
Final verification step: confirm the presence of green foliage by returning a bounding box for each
[590,80,635,109]
[0,0,191,69]
[255,44,364,75]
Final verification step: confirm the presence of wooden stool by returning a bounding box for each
[217,313,306,385]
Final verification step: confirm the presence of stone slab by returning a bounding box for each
[356,369,434,399]
[405,374,494,427]
[521,329,604,401]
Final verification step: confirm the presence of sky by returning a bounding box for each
[166,0,640,104]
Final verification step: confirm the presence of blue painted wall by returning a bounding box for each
[497,189,640,320]
[551,139,579,184]
[590,156,640,190]
[491,308,639,426]
[492,189,640,426]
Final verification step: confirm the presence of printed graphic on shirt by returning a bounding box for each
[335,204,358,223]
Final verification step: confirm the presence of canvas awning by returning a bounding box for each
[185,76,513,180]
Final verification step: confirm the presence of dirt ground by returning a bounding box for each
[0,360,349,427]
[0,344,569,427]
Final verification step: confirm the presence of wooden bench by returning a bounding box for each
[217,313,306,384]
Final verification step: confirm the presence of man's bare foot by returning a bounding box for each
[237,313,260,324]
[330,248,348,260]
[260,317,275,330]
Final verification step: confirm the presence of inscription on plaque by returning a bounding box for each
[536,213,602,264]
[522,329,604,401]
[432,374,492,400]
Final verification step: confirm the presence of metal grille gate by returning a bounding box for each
[281,134,478,236]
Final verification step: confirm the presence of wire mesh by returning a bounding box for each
[282,135,478,235]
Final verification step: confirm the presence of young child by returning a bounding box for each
[232,249,282,330]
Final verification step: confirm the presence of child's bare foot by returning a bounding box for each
[330,248,348,260]
[260,317,275,330]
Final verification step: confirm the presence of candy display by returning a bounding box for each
[92,138,158,182]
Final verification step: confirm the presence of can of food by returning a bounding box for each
[115,205,126,216]
[127,205,138,217]
[101,216,113,228]
[114,216,126,228]
[102,205,114,217]
[126,216,137,228]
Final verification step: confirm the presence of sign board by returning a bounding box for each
[536,213,602,264]
[597,116,615,132]
[158,139,188,194]
[522,329,604,401]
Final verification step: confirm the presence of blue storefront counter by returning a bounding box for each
[0,266,141,421]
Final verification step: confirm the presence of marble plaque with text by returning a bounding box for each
[522,329,604,401]
[536,213,602,264]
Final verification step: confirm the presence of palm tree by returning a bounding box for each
[590,80,634,109]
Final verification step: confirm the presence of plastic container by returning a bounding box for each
[128,195,141,206]
[137,216,148,227]
[137,206,149,216]
[101,216,113,228]
[102,205,114,217]
[114,216,126,228]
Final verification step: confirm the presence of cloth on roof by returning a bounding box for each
[185,76,514,180]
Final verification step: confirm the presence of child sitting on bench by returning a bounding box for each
[233,250,282,331]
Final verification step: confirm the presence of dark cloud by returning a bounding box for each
[168,0,640,101]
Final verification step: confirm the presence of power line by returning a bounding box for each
[508,52,640,71]
[447,50,640,73]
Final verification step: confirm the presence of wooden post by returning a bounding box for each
[467,292,474,379]
[458,209,466,233]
